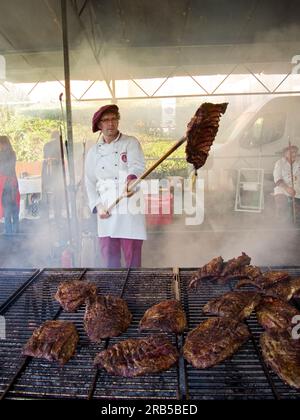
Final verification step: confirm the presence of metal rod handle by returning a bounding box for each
[106,136,187,213]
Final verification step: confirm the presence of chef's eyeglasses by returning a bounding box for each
[100,117,119,123]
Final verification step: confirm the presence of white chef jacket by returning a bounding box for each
[85,132,147,240]
[273,157,300,198]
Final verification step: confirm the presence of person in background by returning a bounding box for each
[0,136,20,235]
[41,130,64,221]
[273,144,300,222]
[85,104,147,268]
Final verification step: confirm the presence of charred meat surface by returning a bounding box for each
[266,277,300,301]
[221,252,251,277]
[54,279,97,312]
[256,296,300,332]
[139,300,187,334]
[203,291,261,320]
[94,335,179,377]
[185,102,228,170]
[84,295,132,343]
[230,265,262,281]
[237,271,290,290]
[189,252,253,288]
[22,320,78,365]
[260,331,300,389]
[183,317,250,369]
[189,256,224,288]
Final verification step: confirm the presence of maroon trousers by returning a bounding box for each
[98,237,143,268]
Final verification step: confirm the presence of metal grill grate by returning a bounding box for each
[0,269,127,399]
[0,267,300,399]
[0,269,38,310]
[180,268,300,400]
[91,268,179,400]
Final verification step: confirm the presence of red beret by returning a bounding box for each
[92,104,119,133]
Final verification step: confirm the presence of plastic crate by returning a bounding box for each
[144,193,174,225]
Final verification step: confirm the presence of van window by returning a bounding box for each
[239,112,286,149]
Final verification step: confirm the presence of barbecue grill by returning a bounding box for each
[0,266,300,400]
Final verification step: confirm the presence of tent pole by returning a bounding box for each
[61,0,79,262]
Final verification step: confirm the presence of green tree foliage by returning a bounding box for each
[0,109,188,177]
[0,107,58,161]
[137,133,188,177]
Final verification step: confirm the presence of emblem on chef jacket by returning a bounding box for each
[120,152,127,163]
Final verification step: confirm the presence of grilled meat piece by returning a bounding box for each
[266,277,300,301]
[237,271,290,290]
[230,264,262,281]
[54,280,97,312]
[185,102,228,170]
[189,253,253,289]
[260,331,300,389]
[256,296,300,332]
[203,291,261,320]
[221,252,251,277]
[183,317,250,368]
[94,335,179,377]
[22,320,78,365]
[84,295,132,343]
[139,300,187,334]
[189,256,224,288]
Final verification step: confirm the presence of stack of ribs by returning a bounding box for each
[139,300,187,334]
[94,335,179,377]
[266,277,300,301]
[54,280,97,312]
[202,291,261,321]
[260,331,300,389]
[185,102,228,170]
[189,252,258,288]
[256,296,300,332]
[236,271,289,290]
[23,320,78,365]
[237,271,300,302]
[84,295,132,343]
[183,317,250,369]
[254,292,300,390]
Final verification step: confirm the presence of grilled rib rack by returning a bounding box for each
[0,267,300,400]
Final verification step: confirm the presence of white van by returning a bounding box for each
[206,96,300,194]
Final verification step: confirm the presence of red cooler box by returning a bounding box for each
[144,192,174,225]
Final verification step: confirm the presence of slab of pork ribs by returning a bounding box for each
[260,331,300,389]
[183,317,250,368]
[94,335,179,377]
[186,102,228,170]
[189,252,255,288]
[256,295,300,332]
[202,291,261,320]
[236,271,290,290]
[54,279,97,312]
[84,295,132,343]
[139,300,187,334]
[22,320,78,365]
[265,277,300,301]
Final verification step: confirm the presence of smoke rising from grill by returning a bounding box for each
[1,8,300,269]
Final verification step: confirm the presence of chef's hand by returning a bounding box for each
[285,186,296,197]
[96,204,110,219]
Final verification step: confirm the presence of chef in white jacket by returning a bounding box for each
[85,104,147,268]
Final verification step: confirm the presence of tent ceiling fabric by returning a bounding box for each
[0,0,300,83]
